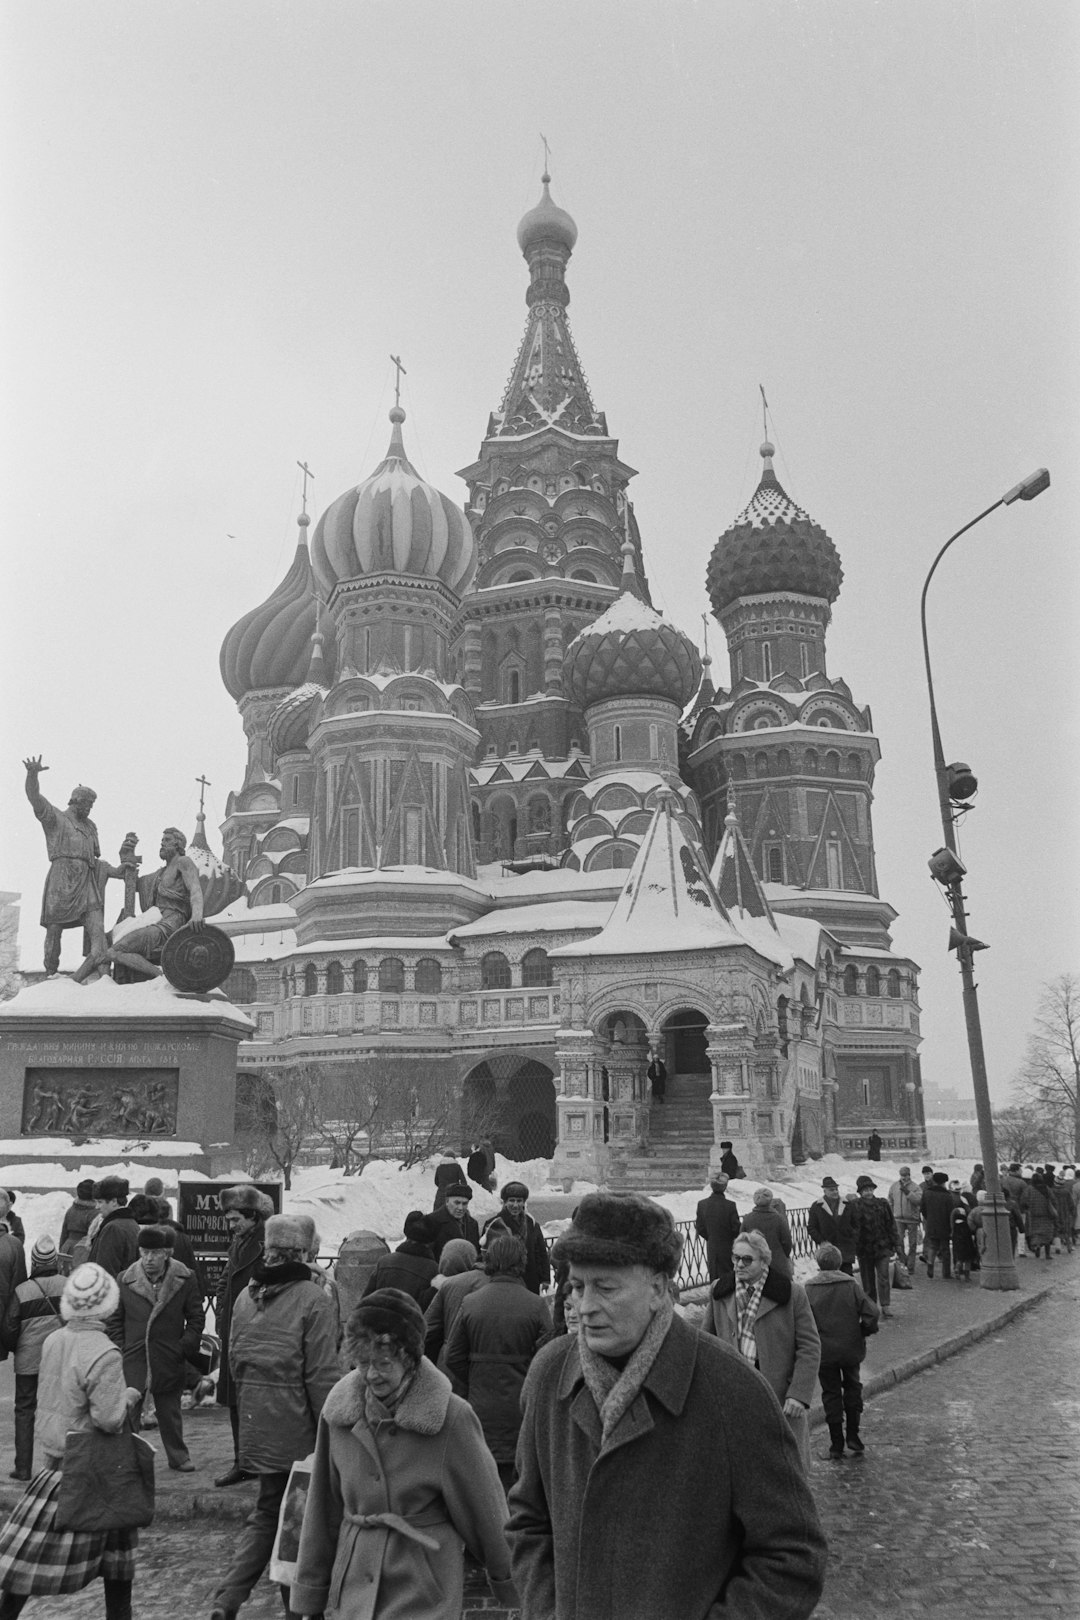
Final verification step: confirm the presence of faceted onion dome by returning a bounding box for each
[707,442,843,616]
[565,590,702,710]
[311,409,475,598]
[220,513,336,701]
[516,172,578,255]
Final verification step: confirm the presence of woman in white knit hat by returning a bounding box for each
[0,1262,142,1619]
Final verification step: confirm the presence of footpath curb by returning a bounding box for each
[810,1276,1056,1429]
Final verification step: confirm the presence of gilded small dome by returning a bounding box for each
[565,592,702,710]
[707,444,843,616]
[220,531,335,702]
[517,173,578,256]
[311,410,475,598]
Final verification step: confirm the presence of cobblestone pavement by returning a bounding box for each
[16,1273,1079,1618]
[812,1270,1080,1619]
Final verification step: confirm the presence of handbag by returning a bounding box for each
[269,1453,314,1585]
[54,1422,156,1532]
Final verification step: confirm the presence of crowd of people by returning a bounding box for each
[0,1151,1072,1617]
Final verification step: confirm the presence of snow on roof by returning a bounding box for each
[450,900,612,939]
[291,936,454,956]
[772,913,827,965]
[727,910,793,971]
[481,865,623,901]
[577,591,668,637]
[267,817,310,836]
[472,757,584,785]
[213,898,298,925]
[0,976,255,1029]
[580,770,672,800]
[302,867,489,894]
[230,928,297,963]
[552,793,747,958]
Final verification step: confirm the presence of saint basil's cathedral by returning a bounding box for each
[215,176,926,1185]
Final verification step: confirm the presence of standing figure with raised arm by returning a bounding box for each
[23,758,118,977]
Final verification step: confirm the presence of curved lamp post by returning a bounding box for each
[920,467,1049,1291]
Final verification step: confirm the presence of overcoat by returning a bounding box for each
[480,1210,551,1295]
[214,1218,264,1407]
[427,1206,481,1261]
[443,1273,550,1462]
[694,1190,741,1279]
[739,1208,794,1277]
[423,1270,486,1368]
[112,1258,205,1396]
[803,1270,879,1365]
[86,1209,140,1281]
[703,1270,820,1472]
[291,1359,515,1620]
[1023,1181,1059,1249]
[806,1197,858,1265]
[508,1313,826,1620]
[362,1242,439,1311]
[229,1261,341,1474]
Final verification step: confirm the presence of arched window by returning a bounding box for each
[570,569,597,582]
[508,570,534,583]
[754,751,770,778]
[223,967,258,1005]
[481,951,512,990]
[303,964,318,997]
[776,749,791,775]
[521,948,552,987]
[825,750,841,775]
[415,958,442,994]
[804,749,818,774]
[528,796,550,834]
[887,969,902,998]
[843,965,859,997]
[379,958,405,993]
[761,642,773,681]
[865,966,881,998]
[352,960,368,995]
[767,846,783,883]
[326,961,344,996]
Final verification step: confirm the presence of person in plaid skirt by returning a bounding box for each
[0,1263,142,1619]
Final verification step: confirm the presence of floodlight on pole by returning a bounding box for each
[919,468,1049,1292]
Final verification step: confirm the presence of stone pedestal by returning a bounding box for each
[0,976,254,1175]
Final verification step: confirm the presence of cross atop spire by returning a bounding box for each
[390,354,407,410]
[540,132,552,179]
[297,461,314,518]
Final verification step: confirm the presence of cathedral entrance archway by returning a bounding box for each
[462,1056,557,1161]
[661,1008,710,1075]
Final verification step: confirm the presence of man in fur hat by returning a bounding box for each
[214,1182,275,1487]
[508,1193,826,1620]
[427,1182,481,1260]
[481,1182,551,1295]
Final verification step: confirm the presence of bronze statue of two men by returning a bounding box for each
[24,757,204,982]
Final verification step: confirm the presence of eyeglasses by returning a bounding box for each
[354,1351,402,1372]
[733,1254,757,1267]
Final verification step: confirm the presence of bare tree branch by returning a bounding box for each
[1015,973,1080,1158]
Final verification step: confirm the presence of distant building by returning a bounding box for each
[922,1081,978,1121]
[210,179,925,1185]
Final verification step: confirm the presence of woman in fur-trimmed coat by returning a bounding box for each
[292,1288,515,1620]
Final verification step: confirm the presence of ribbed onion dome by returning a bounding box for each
[220,513,336,701]
[311,408,475,599]
[565,590,702,711]
[706,442,843,615]
[516,172,578,255]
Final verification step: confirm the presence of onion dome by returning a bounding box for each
[311,408,474,598]
[707,442,843,616]
[565,585,702,710]
[267,679,325,758]
[188,812,244,919]
[517,171,578,256]
[220,513,335,701]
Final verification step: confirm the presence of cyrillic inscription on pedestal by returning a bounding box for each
[22,1067,179,1136]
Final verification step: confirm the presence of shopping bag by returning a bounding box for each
[54,1425,156,1531]
[891,1256,913,1290]
[269,1453,314,1586]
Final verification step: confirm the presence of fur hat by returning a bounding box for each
[348,1288,425,1362]
[553,1193,682,1279]
[93,1176,129,1204]
[218,1184,274,1218]
[62,1262,120,1322]
[443,1182,472,1202]
[143,1177,165,1199]
[76,1179,96,1201]
[137,1226,175,1251]
[855,1175,877,1192]
[719,1140,733,1150]
[127,1193,161,1225]
[500,1181,530,1202]
[437,1238,477,1276]
[402,1210,434,1246]
[264,1214,308,1252]
[931,1172,949,1186]
[31,1234,59,1270]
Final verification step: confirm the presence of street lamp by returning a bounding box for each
[919,467,1050,1292]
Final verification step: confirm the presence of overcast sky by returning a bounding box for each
[2,0,1077,1107]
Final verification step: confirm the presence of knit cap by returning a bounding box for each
[61,1262,120,1322]
[31,1234,59,1270]
[349,1288,425,1363]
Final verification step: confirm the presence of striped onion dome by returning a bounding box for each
[565,589,702,710]
[311,409,475,598]
[707,442,843,615]
[220,514,336,701]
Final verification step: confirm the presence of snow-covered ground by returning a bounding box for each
[0,1151,984,1264]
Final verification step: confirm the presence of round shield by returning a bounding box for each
[161,924,235,994]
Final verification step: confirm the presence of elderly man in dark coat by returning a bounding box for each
[445,1235,550,1492]
[481,1181,551,1295]
[112,1226,205,1471]
[807,1176,859,1274]
[694,1172,741,1280]
[850,1175,901,1312]
[213,1182,274,1487]
[508,1194,826,1620]
[428,1182,481,1260]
